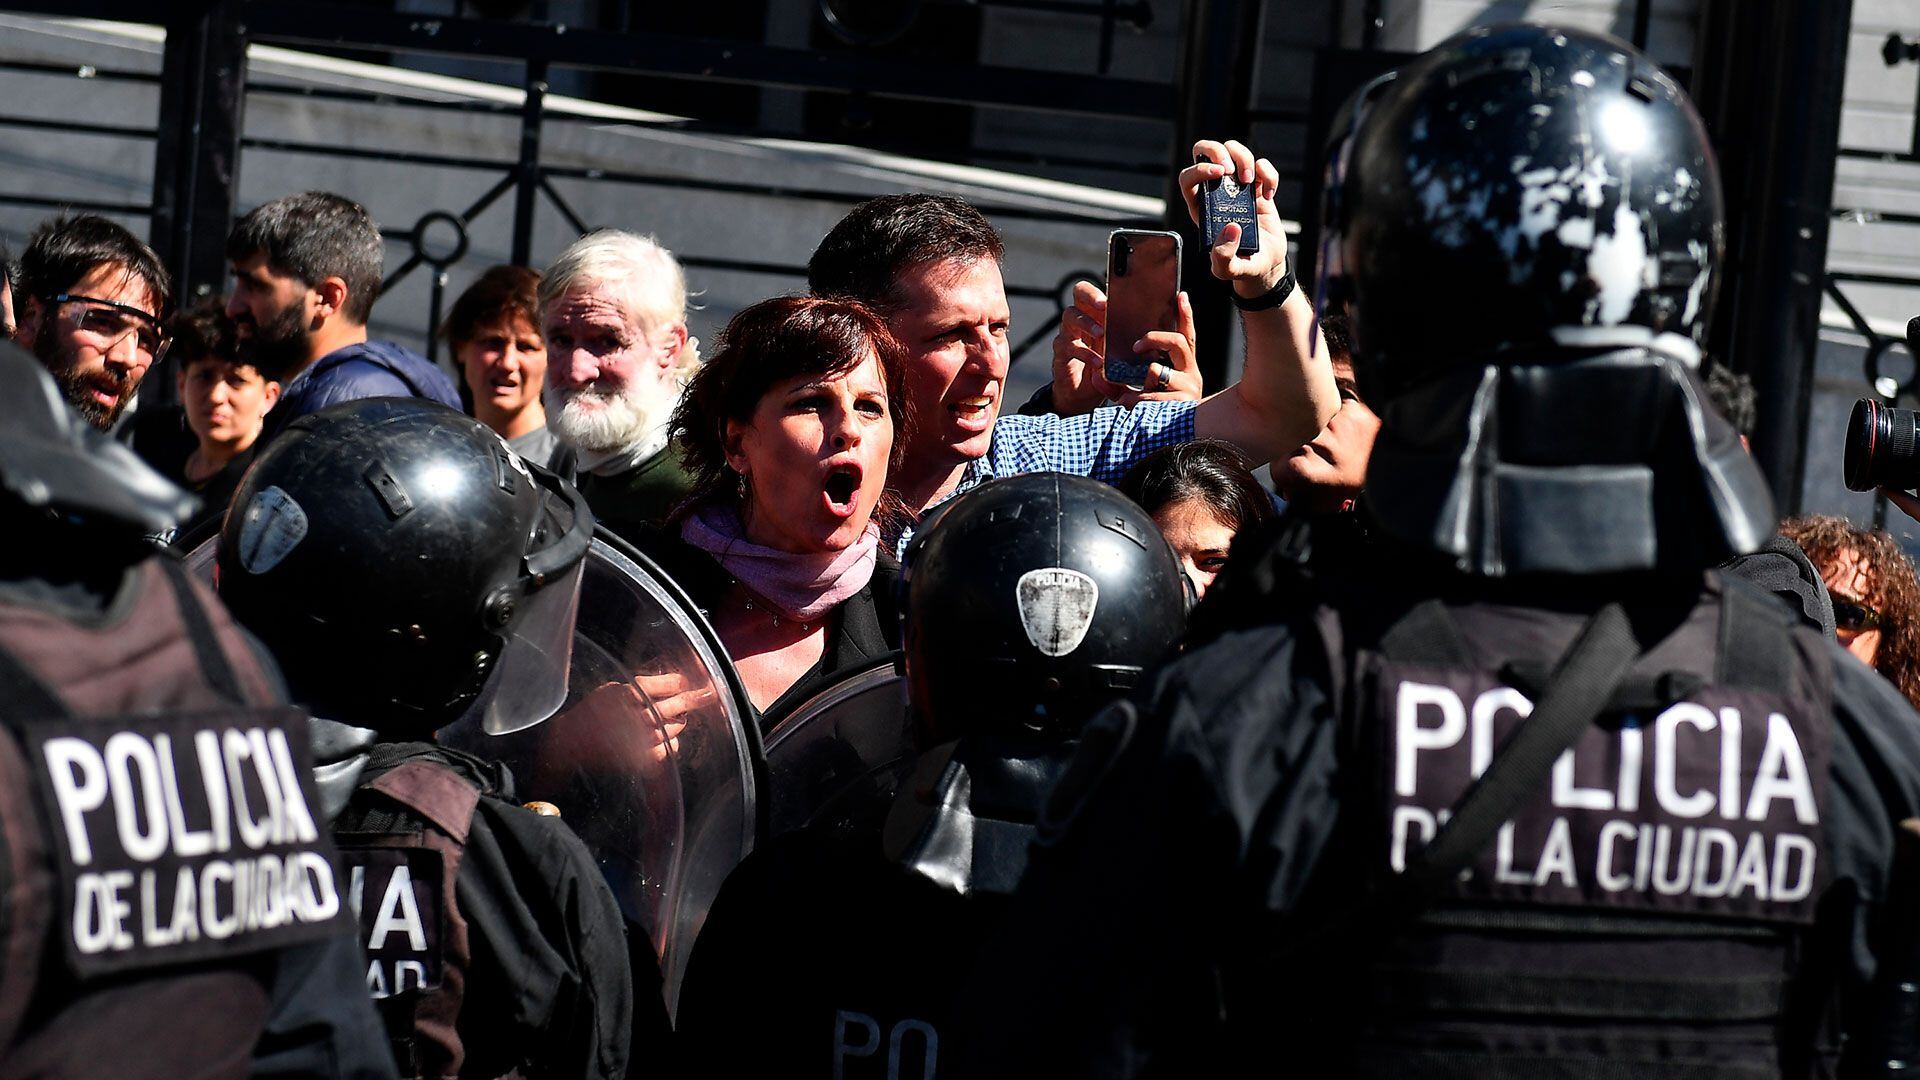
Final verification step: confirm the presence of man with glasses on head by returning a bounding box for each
[9,214,171,432]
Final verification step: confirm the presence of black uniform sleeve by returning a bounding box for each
[251,934,402,1079]
[950,618,1342,1078]
[1824,649,1920,1073]
[1720,536,1836,638]
[455,801,637,1080]
[676,840,800,1072]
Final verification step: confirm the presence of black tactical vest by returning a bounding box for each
[331,744,481,1080]
[0,556,349,1072]
[1327,577,1839,1078]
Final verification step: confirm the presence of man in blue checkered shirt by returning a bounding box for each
[808,139,1340,552]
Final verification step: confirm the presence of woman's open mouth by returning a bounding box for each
[822,462,862,517]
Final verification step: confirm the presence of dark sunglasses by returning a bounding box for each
[47,293,170,361]
[1832,595,1883,633]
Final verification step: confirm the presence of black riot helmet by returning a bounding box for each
[1321,24,1773,577]
[901,472,1187,742]
[1329,23,1722,399]
[217,398,593,738]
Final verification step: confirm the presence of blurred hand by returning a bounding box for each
[1049,282,1203,413]
[633,671,718,764]
[1049,280,1111,416]
[1112,292,1202,407]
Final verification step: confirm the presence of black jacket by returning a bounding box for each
[336,741,640,1079]
[950,538,1920,1078]
[678,825,996,1076]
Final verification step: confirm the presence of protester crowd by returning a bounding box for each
[7,20,1920,1079]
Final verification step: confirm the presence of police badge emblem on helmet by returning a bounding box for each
[1016,567,1100,657]
[236,486,308,575]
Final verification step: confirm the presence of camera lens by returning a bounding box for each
[1844,397,1920,491]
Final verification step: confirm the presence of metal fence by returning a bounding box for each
[0,0,1869,519]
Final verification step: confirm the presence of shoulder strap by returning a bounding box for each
[1717,580,1794,697]
[1391,603,1643,906]
[154,557,246,705]
[0,644,69,724]
[365,759,484,843]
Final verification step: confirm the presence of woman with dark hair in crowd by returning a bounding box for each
[444,264,571,471]
[156,300,281,540]
[1119,438,1274,599]
[1780,513,1920,710]
[643,294,913,718]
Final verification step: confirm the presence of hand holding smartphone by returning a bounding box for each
[1103,229,1182,390]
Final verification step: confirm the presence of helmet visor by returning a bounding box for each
[476,555,585,735]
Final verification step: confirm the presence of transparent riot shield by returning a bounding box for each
[187,529,763,1018]
[760,655,917,839]
[437,531,760,1016]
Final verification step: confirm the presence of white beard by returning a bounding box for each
[544,377,675,464]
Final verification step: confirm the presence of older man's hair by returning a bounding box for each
[540,229,699,377]
[807,194,1004,313]
[226,192,385,325]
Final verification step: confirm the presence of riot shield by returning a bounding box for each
[761,655,917,839]
[187,528,763,1018]
[437,531,759,1016]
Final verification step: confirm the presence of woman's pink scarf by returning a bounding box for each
[680,502,879,623]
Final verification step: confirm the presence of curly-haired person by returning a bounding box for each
[1780,513,1920,710]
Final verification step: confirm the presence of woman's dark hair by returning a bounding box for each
[168,299,241,371]
[673,295,915,529]
[441,264,542,348]
[1118,439,1275,535]
[1779,514,1920,710]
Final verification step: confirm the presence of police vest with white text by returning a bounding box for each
[0,556,350,1070]
[331,743,488,1079]
[1313,574,1840,1077]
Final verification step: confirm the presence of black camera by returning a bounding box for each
[1844,397,1920,491]
[1844,316,1920,492]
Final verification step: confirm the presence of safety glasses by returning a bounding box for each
[47,293,170,362]
[1832,595,1883,633]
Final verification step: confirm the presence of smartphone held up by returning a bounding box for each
[1103,229,1182,391]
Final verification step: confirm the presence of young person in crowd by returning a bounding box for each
[157,302,281,540]
[445,264,570,472]
[1781,513,1920,710]
[1119,439,1274,599]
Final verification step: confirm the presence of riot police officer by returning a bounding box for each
[0,342,393,1076]
[216,397,638,1078]
[952,25,1920,1078]
[677,472,1187,1077]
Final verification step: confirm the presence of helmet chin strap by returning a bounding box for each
[881,735,1077,897]
[307,716,379,823]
